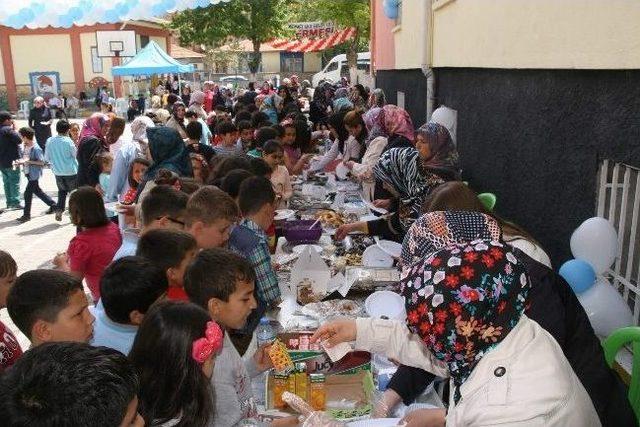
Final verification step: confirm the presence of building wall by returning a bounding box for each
[371,0,395,71]
[303,52,321,73]
[0,48,4,84]
[10,34,75,85]
[436,67,640,265]
[375,69,429,127]
[393,0,429,70]
[80,32,112,82]
[150,36,167,51]
[262,52,281,73]
[432,0,640,69]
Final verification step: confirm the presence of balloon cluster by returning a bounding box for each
[0,0,229,29]
[559,217,633,337]
[382,0,399,20]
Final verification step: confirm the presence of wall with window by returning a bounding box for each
[261,52,280,73]
[10,35,75,85]
[392,0,429,70]
[80,32,111,82]
[280,52,304,74]
[303,52,321,73]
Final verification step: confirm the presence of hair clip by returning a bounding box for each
[192,321,224,364]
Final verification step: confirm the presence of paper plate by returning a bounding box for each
[292,244,323,255]
[365,291,406,320]
[104,202,127,213]
[359,214,378,222]
[335,162,349,180]
[274,209,295,221]
[362,245,394,268]
[377,240,402,259]
[347,419,403,427]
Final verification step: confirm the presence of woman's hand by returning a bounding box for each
[373,199,392,210]
[334,223,356,241]
[310,318,357,348]
[253,343,274,372]
[52,252,70,271]
[373,389,402,418]
[401,408,446,427]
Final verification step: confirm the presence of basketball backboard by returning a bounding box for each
[96,30,137,57]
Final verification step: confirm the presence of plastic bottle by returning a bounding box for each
[256,317,276,347]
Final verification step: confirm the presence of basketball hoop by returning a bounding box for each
[109,41,124,57]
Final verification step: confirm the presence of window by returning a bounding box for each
[280,52,304,73]
[325,61,339,72]
[140,35,150,48]
[236,52,262,73]
[397,91,405,109]
[356,61,370,72]
[91,46,103,73]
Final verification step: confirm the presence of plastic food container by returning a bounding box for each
[283,220,323,244]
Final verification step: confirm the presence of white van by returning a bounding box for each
[312,52,371,87]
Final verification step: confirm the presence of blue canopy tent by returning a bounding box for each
[111,40,194,76]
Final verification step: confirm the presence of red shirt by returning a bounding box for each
[68,222,122,301]
[167,286,188,301]
[0,320,22,371]
[204,90,214,113]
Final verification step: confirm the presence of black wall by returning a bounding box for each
[375,69,429,127]
[434,68,640,265]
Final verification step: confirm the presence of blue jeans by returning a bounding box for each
[1,168,21,207]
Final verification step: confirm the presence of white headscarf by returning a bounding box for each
[131,115,155,143]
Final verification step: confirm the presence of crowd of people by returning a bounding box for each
[0,75,635,427]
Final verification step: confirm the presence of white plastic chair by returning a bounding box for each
[16,100,29,119]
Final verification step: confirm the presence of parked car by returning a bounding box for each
[312,52,370,87]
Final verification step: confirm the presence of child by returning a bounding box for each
[262,140,292,209]
[190,153,209,184]
[247,126,278,158]
[120,157,150,205]
[136,229,198,301]
[69,122,81,146]
[185,121,216,163]
[280,120,311,174]
[113,185,189,260]
[6,269,94,346]
[214,121,242,156]
[0,251,21,371]
[185,110,213,147]
[219,169,253,200]
[237,119,254,152]
[230,177,280,313]
[96,151,113,197]
[129,301,220,426]
[90,256,168,355]
[183,248,265,426]
[16,127,57,222]
[55,186,121,301]
[0,342,143,426]
[184,186,239,249]
[44,120,78,221]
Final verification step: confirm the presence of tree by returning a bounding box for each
[170,0,293,80]
[291,0,370,82]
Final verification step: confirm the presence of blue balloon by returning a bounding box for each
[196,0,211,7]
[151,3,166,16]
[163,0,177,9]
[559,259,596,294]
[116,3,130,15]
[31,3,46,15]
[104,9,120,22]
[58,14,74,28]
[6,15,23,29]
[18,8,35,23]
[387,0,399,6]
[383,1,398,19]
[68,7,83,21]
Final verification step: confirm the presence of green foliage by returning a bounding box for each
[290,0,370,39]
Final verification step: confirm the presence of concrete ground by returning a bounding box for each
[0,118,130,349]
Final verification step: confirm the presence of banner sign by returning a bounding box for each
[289,22,336,39]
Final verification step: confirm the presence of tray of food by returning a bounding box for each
[315,209,345,228]
[301,299,362,320]
[345,267,402,292]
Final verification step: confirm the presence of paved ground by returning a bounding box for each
[0,118,129,349]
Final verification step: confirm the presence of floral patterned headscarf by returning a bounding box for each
[401,211,502,266]
[416,122,460,181]
[401,240,530,403]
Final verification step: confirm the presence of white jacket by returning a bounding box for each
[354,316,600,426]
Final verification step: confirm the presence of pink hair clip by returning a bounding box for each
[192,321,224,364]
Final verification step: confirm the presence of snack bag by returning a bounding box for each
[268,339,295,373]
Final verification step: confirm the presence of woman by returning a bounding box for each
[28,96,52,151]
[165,101,188,139]
[368,88,387,109]
[181,84,192,106]
[335,123,460,241]
[313,241,600,426]
[260,93,282,125]
[309,110,362,173]
[56,186,121,301]
[144,127,192,182]
[421,181,552,267]
[345,105,415,181]
[309,83,331,130]
[259,81,273,96]
[189,90,207,121]
[106,115,155,203]
[277,85,300,119]
[76,113,111,187]
[349,84,367,109]
[333,87,353,112]
[69,123,81,147]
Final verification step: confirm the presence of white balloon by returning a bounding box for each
[577,278,633,337]
[570,217,618,274]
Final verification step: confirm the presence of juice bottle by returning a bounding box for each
[272,374,289,409]
[294,362,308,400]
[309,373,326,411]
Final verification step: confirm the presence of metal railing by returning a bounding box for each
[596,160,640,324]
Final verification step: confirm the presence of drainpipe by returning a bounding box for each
[421,0,435,122]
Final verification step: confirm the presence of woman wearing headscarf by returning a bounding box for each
[333,87,354,112]
[180,84,191,106]
[260,93,282,125]
[28,96,52,152]
[308,109,362,173]
[259,81,273,96]
[105,115,155,203]
[344,104,415,183]
[349,84,367,109]
[335,122,460,242]
[379,210,637,426]
[76,113,111,187]
[188,90,207,121]
[277,85,300,119]
[165,101,187,139]
[312,241,600,426]
[144,127,192,180]
[368,88,387,109]
[309,83,332,130]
